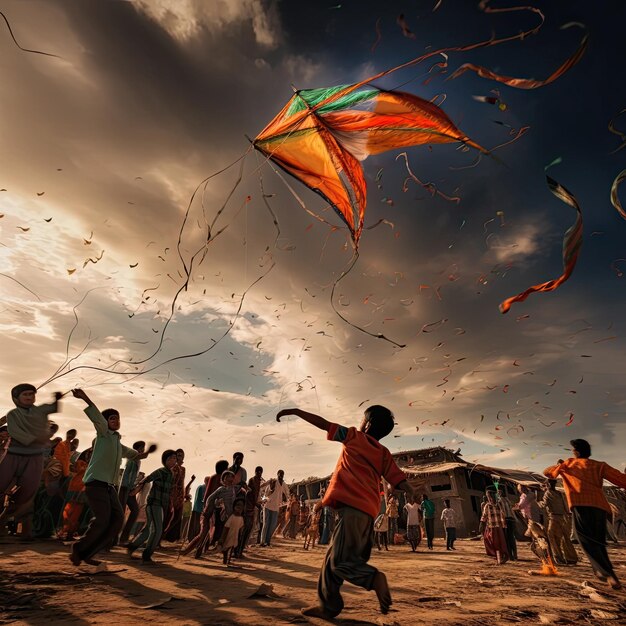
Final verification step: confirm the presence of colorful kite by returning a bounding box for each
[499,176,583,314]
[254,85,484,246]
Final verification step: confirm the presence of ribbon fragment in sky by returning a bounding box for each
[449,27,588,90]
[611,169,626,221]
[499,176,583,314]
[254,85,484,246]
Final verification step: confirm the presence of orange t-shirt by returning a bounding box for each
[322,423,406,519]
[544,458,626,513]
[54,440,72,478]
[68,460,87,492]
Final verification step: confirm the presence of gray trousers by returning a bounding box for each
[317,505,377,617]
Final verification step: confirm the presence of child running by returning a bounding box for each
[127,449,177,563]
[217,498,245,565]
[276,405,414,619]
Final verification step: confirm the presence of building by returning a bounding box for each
[292,446,545,537]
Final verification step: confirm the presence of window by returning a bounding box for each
[431,483,452,492]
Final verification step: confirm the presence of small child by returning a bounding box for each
[441,499,457,551]
[127,449,177,563]
[218,498,245,565]
[276,405,414,619]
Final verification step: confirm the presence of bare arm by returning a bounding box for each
[276,408,331,432]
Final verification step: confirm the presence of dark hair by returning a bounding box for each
[133,440,146,451]
[11,383,36,399]
[547,479,557,489]
[255,466,263,473]
[66,429,77,438]
[233,497,245,510]
[162,449,177,465]
[102,409,119,420]
[444,499,450,507]
[571,438,591,459]
[233,451,244,459]
[363,405,395,440]
[216,460,229,474]
[176,448,184,454]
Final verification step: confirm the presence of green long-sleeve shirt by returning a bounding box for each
[83,405,138,486]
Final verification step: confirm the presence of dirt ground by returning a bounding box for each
[1,534,626,625]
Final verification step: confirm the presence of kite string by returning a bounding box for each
[330,249,406,349]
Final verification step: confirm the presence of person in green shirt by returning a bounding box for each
[69,389,153,566]
[420,494,436,550]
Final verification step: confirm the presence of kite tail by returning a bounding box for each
[499,175,583,314]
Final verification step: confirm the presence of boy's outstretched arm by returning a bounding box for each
[276,408,331,432]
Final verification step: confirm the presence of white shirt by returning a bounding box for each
[263,479,290,511]
[441,507,457,527]
[404,502,421,525]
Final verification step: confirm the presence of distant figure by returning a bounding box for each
[544,439,626,589]
[404,497,422,552]
[539,479,578,565]
[441,499,457,550]
[276,405,414,619]
[480,489,509,564]
[420,494,436,550]
[498,488,518,561]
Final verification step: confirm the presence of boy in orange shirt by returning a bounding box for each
[545,439,626,589]
[277,405,414,619]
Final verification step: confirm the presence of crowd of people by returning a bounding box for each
[2,384,626,618]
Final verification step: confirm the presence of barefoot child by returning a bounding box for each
[127,449,177,563]
[276,405,414,619]
[218,498,245,565]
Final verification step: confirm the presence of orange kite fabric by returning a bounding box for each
[254,85,484,245]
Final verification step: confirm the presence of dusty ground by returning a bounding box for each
[1,535,626,625]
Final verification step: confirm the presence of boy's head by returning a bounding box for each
[233,452,244,466]
[176,448,185,464]
[66,429,77,441]
[221,470,235,486]
[216,459,229,475]
[360,405,395,440]
[233,498,245,515]
[71,438,79,451]
[162,449,177,469]
[421,493,429,501]
[486,489,496,503]
[444,499,450,508]
[133,440,146,454]
[49,422,59,436]
[570,438,591,459]
[11,383,36,408]
[254,466,263,477]
[277,469,285,482]
[102,409,121,431]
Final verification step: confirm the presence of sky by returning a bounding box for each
[1,0,625,487]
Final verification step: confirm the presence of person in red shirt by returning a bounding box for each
[544,438,626,590]
[277,405,414,619]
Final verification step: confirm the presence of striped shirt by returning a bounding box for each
[145,467,174,508]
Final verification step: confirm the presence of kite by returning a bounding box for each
[499,176,583,314]
[254,84,484,246]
